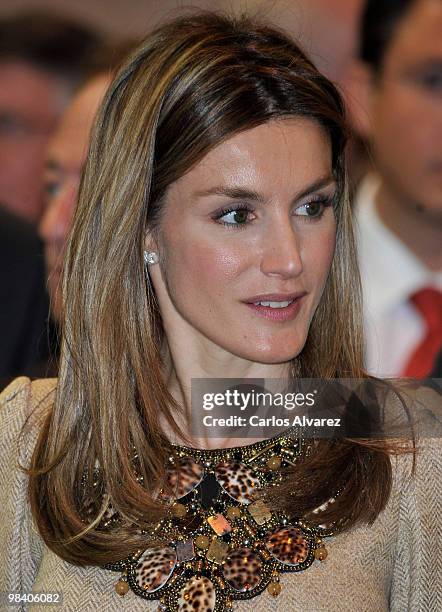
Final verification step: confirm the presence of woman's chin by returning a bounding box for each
[228,341,305,366]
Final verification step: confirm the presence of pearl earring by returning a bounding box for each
[144,250,159,266]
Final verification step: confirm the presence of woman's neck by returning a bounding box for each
[161,336,291,450]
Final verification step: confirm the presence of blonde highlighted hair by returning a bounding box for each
[28,11,402,565]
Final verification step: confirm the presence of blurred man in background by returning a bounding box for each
[0,13,104,385]
[39,42,133,333]
[39,74,112,324]
[0,12,103,223]
[349,0,442,378]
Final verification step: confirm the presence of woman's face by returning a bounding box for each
[147,118,337,364]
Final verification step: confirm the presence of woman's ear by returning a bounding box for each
[144,230,158,254]
[341,60,376,140]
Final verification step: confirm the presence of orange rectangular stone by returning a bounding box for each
[207,513,232,536]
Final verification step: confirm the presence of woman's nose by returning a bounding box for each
[259,217,303,279]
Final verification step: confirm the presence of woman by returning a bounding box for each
[1,12,441,612]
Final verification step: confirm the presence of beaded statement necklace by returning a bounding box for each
[103,430,336,611]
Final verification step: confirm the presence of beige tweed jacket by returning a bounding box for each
[0,377,441,612]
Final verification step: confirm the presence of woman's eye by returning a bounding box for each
[295,198,330,218]
[215,207,253,226]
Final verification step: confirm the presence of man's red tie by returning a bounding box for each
[402,287,442,378]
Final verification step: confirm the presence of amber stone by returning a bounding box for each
[115,580,129,596]
[226,506,241,521]
[314,546,328,561]
[172,503,187,518]
[207,538,229,564]
[195,535,210,550]
[248,500,272,525]
[267,581,282,597]
[266,456,282,470]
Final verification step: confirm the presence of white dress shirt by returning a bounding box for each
[353,174,442,378]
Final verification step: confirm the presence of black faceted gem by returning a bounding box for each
[184,568,193,578]
[200,474,222,510]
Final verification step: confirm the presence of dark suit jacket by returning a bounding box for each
[0,207,55,386]
[430,351,442,378]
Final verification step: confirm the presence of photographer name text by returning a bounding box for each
[202,415,341,428]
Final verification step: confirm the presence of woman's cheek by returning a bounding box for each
[193,243,250,282]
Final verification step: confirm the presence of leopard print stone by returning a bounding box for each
[163,457,204,500]
[266,527,309,565]
[222,547,262,592]
[177,576,216,611]
[135,547,177,592]
[215,461,261,504]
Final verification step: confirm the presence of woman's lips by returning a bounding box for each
[244,294,305,321]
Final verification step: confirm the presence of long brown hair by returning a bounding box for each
[28,11,408,565]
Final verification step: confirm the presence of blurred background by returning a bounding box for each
[0,0,363,83]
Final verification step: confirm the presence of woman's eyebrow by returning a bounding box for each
[193,185,264,201]
[294,176,336,200]
[193,175,336,203]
